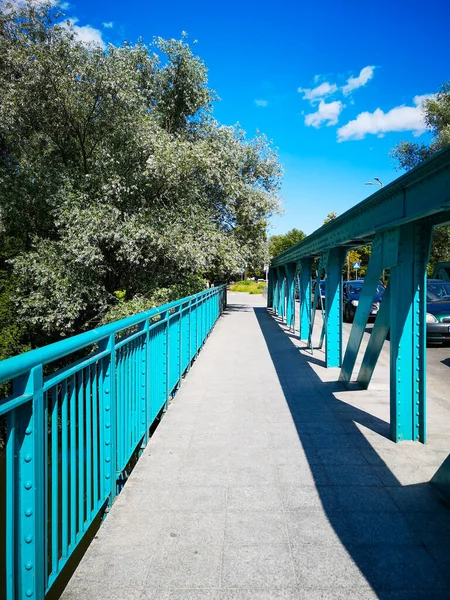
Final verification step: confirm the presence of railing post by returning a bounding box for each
[100,334,117,506]
[267,268,274,308]
[390,220,432,442]
[285,263,296,330]
[8,366,46,600]
[299,258,313,340]
[143,319,151,447]
[277,266,286,320]
[164,310,170,407]
[325,248,346,367]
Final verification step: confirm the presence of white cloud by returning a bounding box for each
[102,21,114,28]
[298,81,338,103]
[342,66,375,96]
[304,100,344,128]
[65,18,105,48]
[59,1,70,8]
[254,99,268,107]
[337,94,432,142]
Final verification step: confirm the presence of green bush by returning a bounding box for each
[229,281,265,294]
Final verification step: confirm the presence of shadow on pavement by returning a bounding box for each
[254,305,450,598]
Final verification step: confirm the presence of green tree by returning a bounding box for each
[324,212,337,224]
[390,81,450,275]
[269,228,306,258]
[0,1,281,346]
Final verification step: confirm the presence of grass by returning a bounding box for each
[228,280,266,294]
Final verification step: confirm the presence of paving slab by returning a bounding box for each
[61,292,450,599]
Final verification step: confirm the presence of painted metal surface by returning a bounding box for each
[271,147,450,267]
[269,147,450,444]
[1,285,226,600]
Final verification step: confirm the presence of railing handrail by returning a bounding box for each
[0,285,226,384]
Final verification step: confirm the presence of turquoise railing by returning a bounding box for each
[0,285,226,600]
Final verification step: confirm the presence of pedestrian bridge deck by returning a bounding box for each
[62,293,450,600]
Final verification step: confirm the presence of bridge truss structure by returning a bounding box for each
[268,147,450,444]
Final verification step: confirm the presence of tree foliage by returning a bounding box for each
[268,228,306,258]
[323,212,337,224]
[0,1,281,346]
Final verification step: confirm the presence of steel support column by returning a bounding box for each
[267,268,275,308]
[389,220,432,442]
[272,268,280,314]
[340,230,399,383]
[285,263,296,330]
[277,266,286,320]
[325,248,346,367]
[299,258,312,340]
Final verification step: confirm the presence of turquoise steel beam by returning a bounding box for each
[277,266,286,320]
[299,258,312,340]
[8,367,46,600]
[285,263,296,330]
[308,253,327,350]
[267,268,275,308]
[272,268,280,314]
[357,281,391,388]
[389,220,432,442]
[340,230,400,382]
[271,147,450,267]
[325,248,346,367]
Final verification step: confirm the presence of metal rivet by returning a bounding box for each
[105,440,110,446]
[105,457,110,463]
[105,389,110,395]
[105,473,110,480]
[24,481,32,490]
[106,423,110,428]
[25,508,33,517]
[25,534,33,543]
[105,405,110,411]
[25,589,33,597]
[25,562,33,571]
[24,454,32,463]
[25,427,32,435]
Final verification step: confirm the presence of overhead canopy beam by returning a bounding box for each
[271,147,450,267]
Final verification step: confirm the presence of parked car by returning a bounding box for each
[343,280,385,323]
[426,279,450,344]
[312,279,326,308]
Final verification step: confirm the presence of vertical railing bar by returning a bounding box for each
[98,357,105,501]
[51,386,59,575]
[43,388,49,589]
[77,370,84,534]
[5,410,16,599]
[61,379,68,558]
[85,365,92,526]
[92,363,99,513]
[117,348,122,474]
[69,374,76,548]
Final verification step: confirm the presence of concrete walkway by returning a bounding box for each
[62,293,450,600]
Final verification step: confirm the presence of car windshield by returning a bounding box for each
[347,282,385,296]
[348,284,363,294]
[427,281,450,302]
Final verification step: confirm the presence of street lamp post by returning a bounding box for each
[365,178,385,282]
[365,178,384,187]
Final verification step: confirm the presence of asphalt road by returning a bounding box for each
[348,320,450,410]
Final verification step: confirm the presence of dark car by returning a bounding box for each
[426,279,450,344]
[312,279,326,309]
[343,279,385,323]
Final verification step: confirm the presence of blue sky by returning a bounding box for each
[59,0,449,235]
